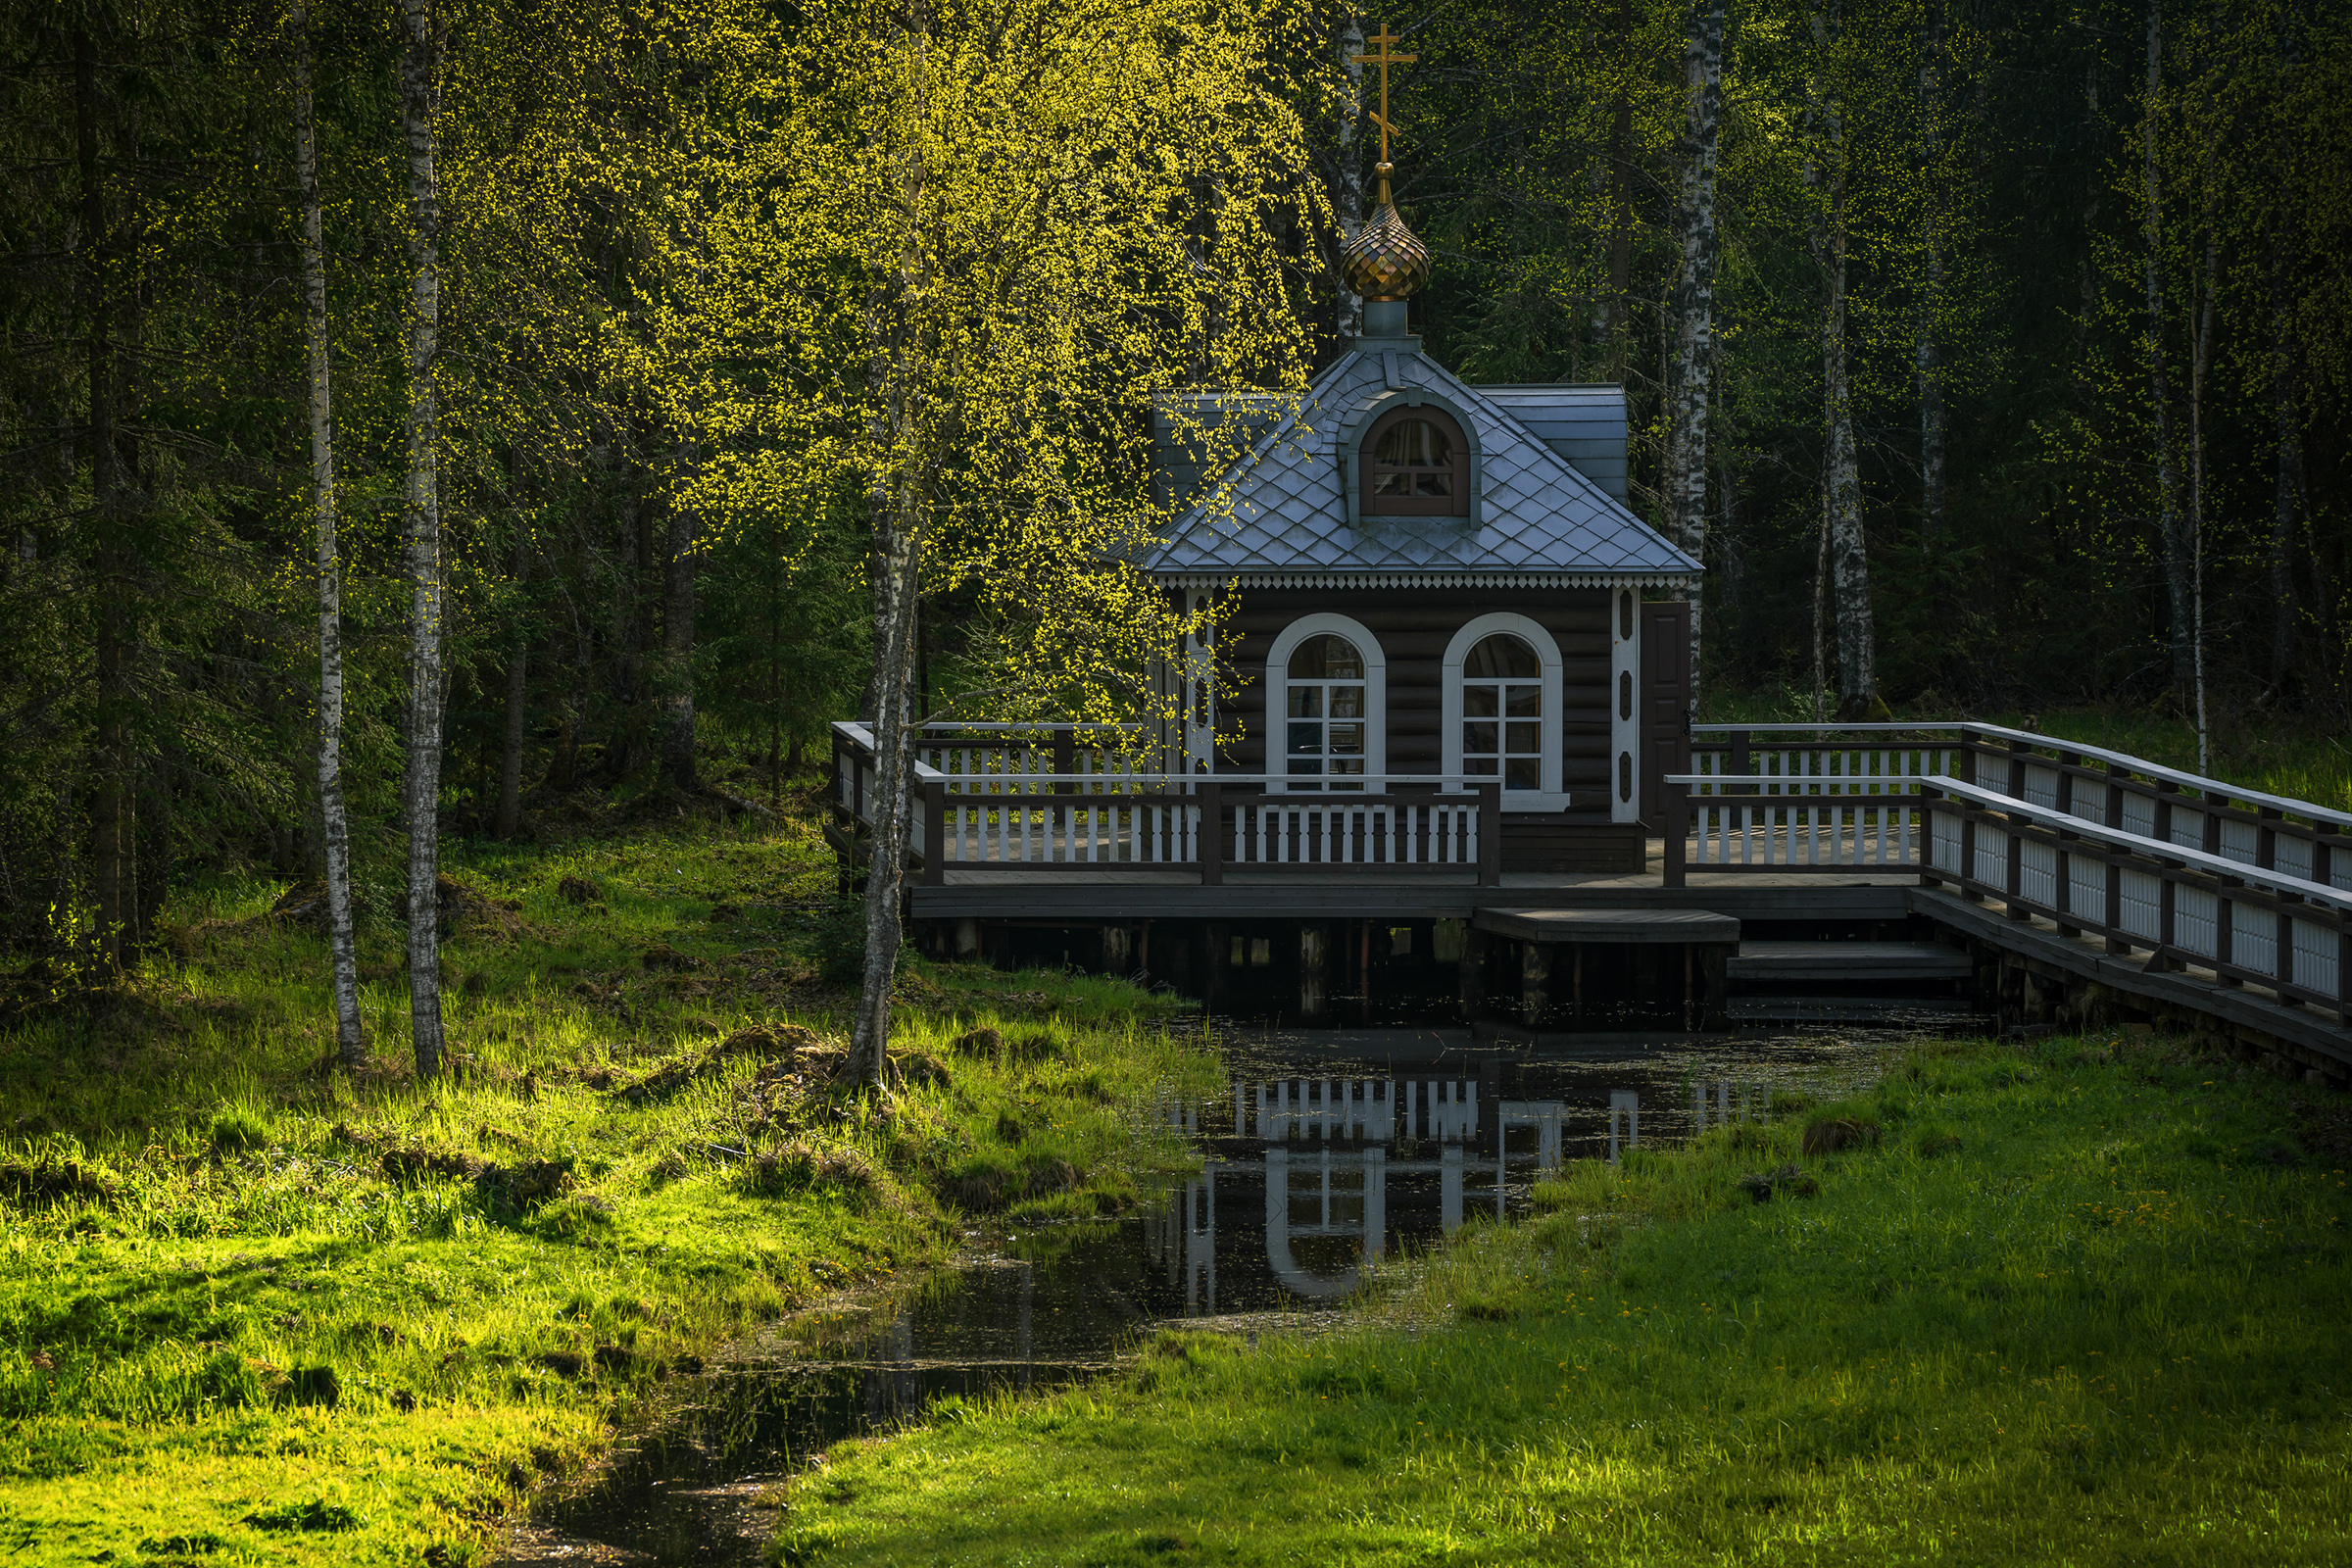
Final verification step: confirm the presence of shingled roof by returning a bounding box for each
[1138,344,1698,587]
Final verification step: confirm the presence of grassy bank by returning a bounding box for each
[0,807,1214,1566]
[777,1036,2352,1566]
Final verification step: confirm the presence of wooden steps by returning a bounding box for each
[1727,941,1974,982]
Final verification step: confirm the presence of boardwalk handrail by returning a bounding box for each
[1691,718,2352,828]
[1922,775,2352,912]
[830,720,1505,885]
[1918,775,2351,1020]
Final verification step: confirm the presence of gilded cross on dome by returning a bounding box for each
[1341,23,1430,305]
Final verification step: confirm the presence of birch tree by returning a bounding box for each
[640,0,1317,1088]
[399,0,449,1079]
[290,0,363,1067]
[1807,0,1877,718]
[2141,0,2192,699]
[1664,0,1725,692]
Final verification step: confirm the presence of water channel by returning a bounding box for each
[496,1025,1908,1565]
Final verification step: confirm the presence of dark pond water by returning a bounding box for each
[496,1026,1902,1565]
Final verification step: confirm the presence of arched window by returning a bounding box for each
[1360,406,1469,517]
[1442,612,1564,805]
[1265,614,1387,792]
[1285,634,1368,788]
[1459,634,1544,792]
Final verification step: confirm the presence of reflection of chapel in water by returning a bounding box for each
[1146,1075,1690,1313]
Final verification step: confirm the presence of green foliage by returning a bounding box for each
[0,808,1211,1564]
[774,1037,2352,1566]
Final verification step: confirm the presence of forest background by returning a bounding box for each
[3,0,2348,984]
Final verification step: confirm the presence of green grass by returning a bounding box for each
[1696,690,2352,811]
[0,805,1216,1566]
[773,1035,2352,1567]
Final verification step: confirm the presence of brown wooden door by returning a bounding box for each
[1639,600,1690,824]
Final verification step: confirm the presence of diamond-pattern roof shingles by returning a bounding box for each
[1141,349,1696,579]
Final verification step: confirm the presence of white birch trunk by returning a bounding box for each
[2142,0,2192,696]
[1664,0,1724,696]
[1336,10,1365,341]
[398,0,447,1078]
[292,0,362,1066]
[849,10,932,1092]
[1809,0,1876,717]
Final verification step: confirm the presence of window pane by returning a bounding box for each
[1464,634,1541,679]
[1329,685,1363,718]
[1373,417,1451,467]
[1505,683,1542,716]
[1463,757,1497,776]
[1288,686,1322,718]
[1462,720,1497,756]
[1415,473,1451,497]
[1463,686,1498,718]
[1505,758,1542,791]
[1328,722,1363,757]
[1287,634,1361,680]
[1505,720,1542,754]
[1287,722,1322,754]
[1288,758,1323,777]
[1372,472,1410,495]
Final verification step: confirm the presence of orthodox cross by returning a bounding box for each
[1351,24,1417,170]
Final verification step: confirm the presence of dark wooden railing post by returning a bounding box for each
[1729,728,1751,781]
[2006,735,2030,802]
[1053,727,1075,794]
[1664,781,1689,889]
[922,779,946,886]
[1200,782,1223,886]
[1956,725,1982,793]
[1477,782,1501,887]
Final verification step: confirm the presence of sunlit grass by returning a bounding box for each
[0,809,1211,1566]
[775,1035,2352,1567]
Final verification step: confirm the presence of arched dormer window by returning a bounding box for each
[1265,613,1387,792]
[1360,406,1469,517]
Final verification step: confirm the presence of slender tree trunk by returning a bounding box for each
[1812,511,1831,721]
[1809,0,1877,718]
[1605,0,1635,380]
[1335,9,1365,341]
[1665,0,1724,696]
[658,460,698,792]
[2189,230,2216,770]
[292,0,363,1065]
[74,27,128,975]
[850,11,933,1092]
[496,530,530,838]
[2142,0,2192,696]
[2267,14,2302,695]
[1918,0,1947,546]
[398,0,447,1079]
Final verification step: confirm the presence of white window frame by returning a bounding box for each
[1265,612,1387,793]
[1442,612,1566,809]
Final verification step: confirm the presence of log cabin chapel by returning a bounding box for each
[1143,73,1697,874]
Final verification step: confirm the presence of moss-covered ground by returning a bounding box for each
[0,800,1215,1566]
[776,1036,2352,1567]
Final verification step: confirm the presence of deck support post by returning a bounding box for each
[1476,783,1501,886]
[1200,783,1223,886]
[922,780,946,886]
[1457,926,1486,1024]
[1664,781,1689,889]
[1520,940,1549,1029]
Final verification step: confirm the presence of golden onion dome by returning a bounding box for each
[1341,165,1429,303]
